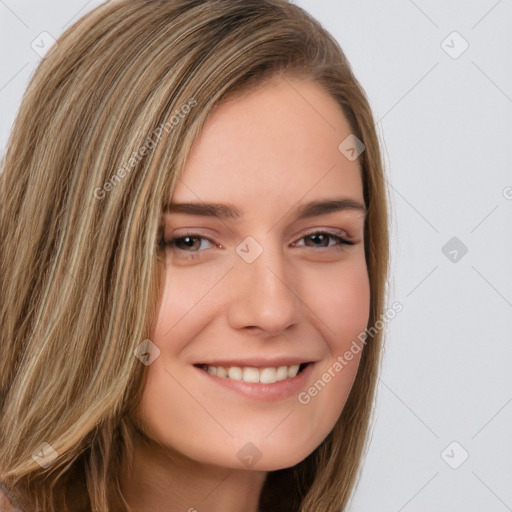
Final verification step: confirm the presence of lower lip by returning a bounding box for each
[194,363,315,401]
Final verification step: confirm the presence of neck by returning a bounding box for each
[119,426,267,512]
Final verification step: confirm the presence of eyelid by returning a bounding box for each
[162,232,217,248]
[162,232,218,259]
[296,227,355,243]
[162,227,358,260]
[164,225,356,243]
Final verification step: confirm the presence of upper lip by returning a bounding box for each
[193,357,316,368]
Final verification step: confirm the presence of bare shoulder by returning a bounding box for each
[0,483,24,511]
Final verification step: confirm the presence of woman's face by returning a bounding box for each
[137,76,370,471]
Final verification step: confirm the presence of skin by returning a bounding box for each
[120,75,370,511]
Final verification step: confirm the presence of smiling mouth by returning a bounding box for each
[193,362,311,384]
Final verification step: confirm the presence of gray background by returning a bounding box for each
[1,1,511,510]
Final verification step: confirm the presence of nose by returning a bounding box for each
[227,241,300,337]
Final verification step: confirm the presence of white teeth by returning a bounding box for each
[242,367,260,383]
[259,367,277,384]
[227,366,242,380]
[216,366,227,378]
[276,366,288,381]
[288,364,300,378]
[201,363,305,383]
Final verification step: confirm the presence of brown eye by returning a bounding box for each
[296,231,355,249]
[162,233,216,259]
[172,236,203,251]
[304,233,331,248]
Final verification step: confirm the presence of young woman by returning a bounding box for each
[0,1,390,510]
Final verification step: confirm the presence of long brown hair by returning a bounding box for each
[0,1,389,510]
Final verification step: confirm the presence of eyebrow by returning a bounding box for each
[164,198,367,220]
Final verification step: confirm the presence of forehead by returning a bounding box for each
[172,76,363,210]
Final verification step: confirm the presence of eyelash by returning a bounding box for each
[161,230,355,260]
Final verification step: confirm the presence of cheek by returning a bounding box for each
[137,252,372,469]
[313,263,370,416]
[309,258,371,347]
[296,259,370,426]
[149,263,226,352]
